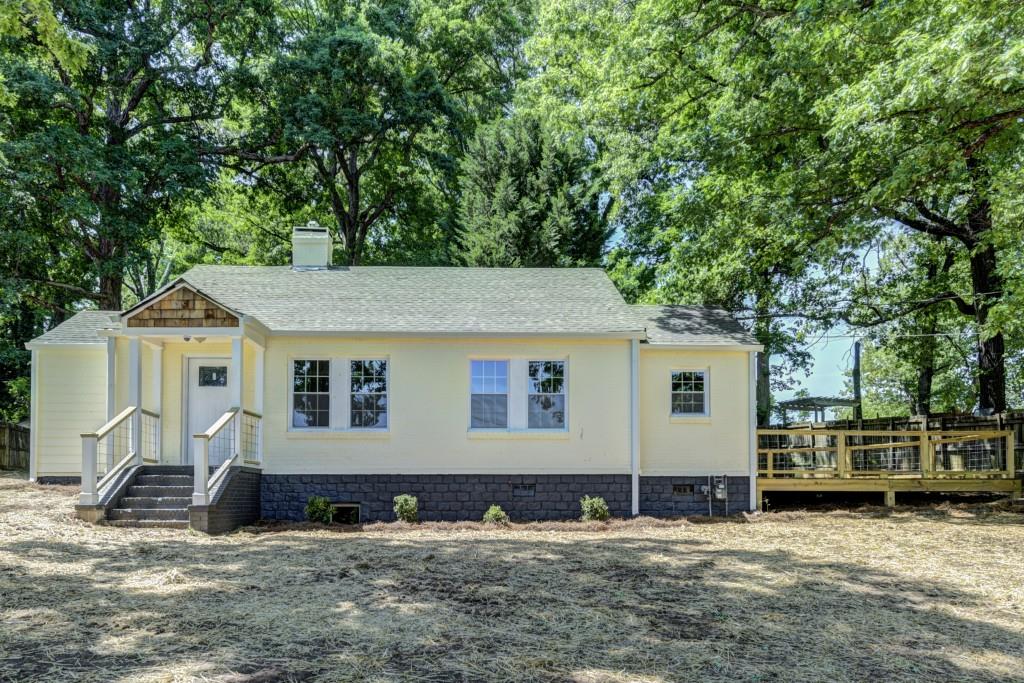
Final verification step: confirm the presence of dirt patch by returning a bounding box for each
[2,477,1024,682]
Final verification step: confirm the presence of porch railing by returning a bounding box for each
[192,408,237,506]
[80,406,161,505]
[757,429,1015,480]
[241,410,262,465]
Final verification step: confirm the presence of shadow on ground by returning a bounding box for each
[1,481,1023,682]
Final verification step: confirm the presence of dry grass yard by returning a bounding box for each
[2,474,1024,683]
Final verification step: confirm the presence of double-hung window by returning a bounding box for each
[470,359,568,431]
[350,360,388,429]
[470,360,508,428]
[671,370,708,416]
[527,361,566,429]
[292,360,331,428]
[291,358,388,430]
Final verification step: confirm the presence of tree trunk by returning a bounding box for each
[756,351,771,427]
[913,361,934,417]
[98,272,123,311]
[968,241,1005,414]
[963,158,1006,414]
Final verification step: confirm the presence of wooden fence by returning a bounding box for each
[0,423,29,470]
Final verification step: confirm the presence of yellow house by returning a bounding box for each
[27,225,761,531]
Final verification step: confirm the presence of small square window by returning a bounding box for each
[512,484,536,497]
[672,484,694,496]
[198,366,227,387]
[671,370,708,416]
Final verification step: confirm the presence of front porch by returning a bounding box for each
[756,428,1022,507]
[75,283,266,530]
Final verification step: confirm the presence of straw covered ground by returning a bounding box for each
[2,474,1024,682]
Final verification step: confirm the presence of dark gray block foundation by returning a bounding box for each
[261,474,751,522]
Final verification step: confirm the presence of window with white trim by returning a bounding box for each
[470,360,508,428]
[290,357,389,431]
[350,360,388,429]
[528,360,566,429]
[671,370,708,416]
[293,360,330,428]
[469,359,569,431]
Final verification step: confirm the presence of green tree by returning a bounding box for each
[530,0,1024,413]
[0,0,275,309]
[233,0,532,266]
[457,113,611,267]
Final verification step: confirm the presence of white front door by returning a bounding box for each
[186,357,233,465]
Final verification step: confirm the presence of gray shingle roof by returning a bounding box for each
[29,272,762,346]
[633,305,759,347]
[29,310,120,345]
[179,265,644,335]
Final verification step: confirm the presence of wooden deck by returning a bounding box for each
[756,428,1022,507]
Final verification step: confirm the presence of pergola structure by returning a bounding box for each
[777,397,861,425]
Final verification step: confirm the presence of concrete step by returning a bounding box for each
[107,519,189,529]
[118,496,191,509]
[109,507,188,522]
[136,474,192,487]
[127,485,192,498]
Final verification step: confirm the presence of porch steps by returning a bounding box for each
[107,467,193,529]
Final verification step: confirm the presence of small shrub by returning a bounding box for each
[482,504,510,525]
[393,494,419,523]
[304,496,333,524]
[580,495,610,521]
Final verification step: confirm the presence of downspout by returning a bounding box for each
[630,338,640,516]
[106,336,116,421]
[748,351,758,511]
[28,349,38,482]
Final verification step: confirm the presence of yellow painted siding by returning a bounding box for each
[35,346,107,476]
[639,349,751,475]
[261,337,631,474]
[35,334,753,478]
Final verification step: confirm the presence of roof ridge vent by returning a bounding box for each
[292,221,332,269]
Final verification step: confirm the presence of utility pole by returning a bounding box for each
[853,340,863,421]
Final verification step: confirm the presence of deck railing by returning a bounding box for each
[757,429,1015,480]
[80,406,160,505]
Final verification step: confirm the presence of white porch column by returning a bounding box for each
[254,343,265,461]
[152,344,163,463]
[106,337,116,420]
[630,338,640,516]
[231,336,244,458]
[129,337,142,464]
[748,351,758,511]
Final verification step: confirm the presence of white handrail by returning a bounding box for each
[208,453,238,492]
[192,408,239,506]
[80,406,140,506]
[83,406,136,440]
[96,452,136,492]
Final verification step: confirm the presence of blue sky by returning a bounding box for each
[776,328,858,420]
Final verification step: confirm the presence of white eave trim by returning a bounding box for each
[25,340,108,350]
[261,329,647,339]
[642,342,764,352]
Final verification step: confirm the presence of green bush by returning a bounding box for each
[482,504,510,525]
[393,494,419,523]
[304,496,333,524]
[580,495,610,521]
